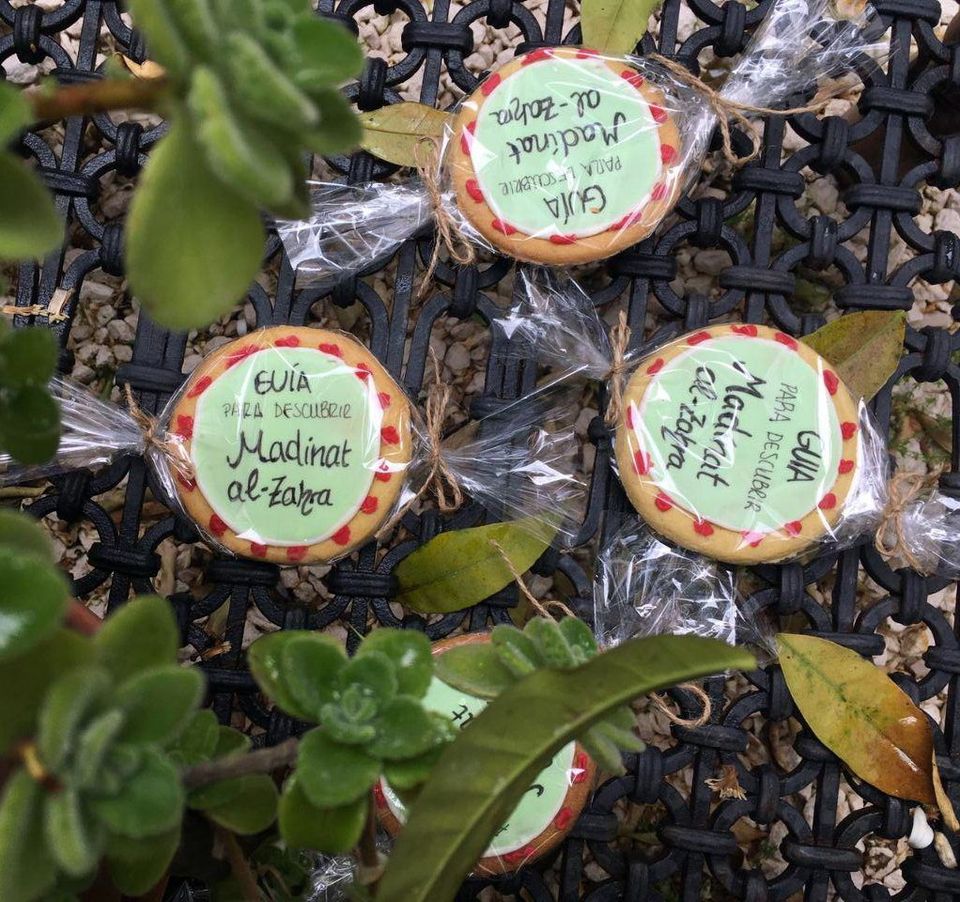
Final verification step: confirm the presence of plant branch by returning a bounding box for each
[217,827,260,902]
[182,737,299,790]
[28,77,170,122]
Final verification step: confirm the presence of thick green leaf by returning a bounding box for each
[394,520,555,614]
[115,665,204,745]
[196,774,278,834]
[0,508,54,562]
[490,624,539,677]
[580,0,657,55]
[357,629,432,698]
[45,789,100,877]
[126,0,190,76]
[74,710,126,789]
[291,17,363,89]
[0,327,58,388]
[433,644,515,700]
[305,88,362,156]
[248,630,322,721]
[777,632,936,804]
[37,665,110,772]
[278,775,366,854]
[296,728,380,808]
[95,596,179,683]
[164,0,219,59]
[189,66,295,209]
[802,311,906,401]
[168,709,221,766]
[0,628,93,756]
[559,617,599,663]
[369,697,438,760]
[126,120,265,330]
[0,384,61,464]
[89,747,185,839]
[0,545,69,663]
[213,725,251,759]
[378,636,754,902]
[107,827,180,896]
[0,153,62,262]
[336,651,397,706]
[280,632,347,721]
[358,103,451,167]
[0,81,31,145]
[383,745,444,791]
[0,771,57,901]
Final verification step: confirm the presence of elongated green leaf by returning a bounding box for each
[394,520,555,614]
[777,633,936,804]
[0,771,57,901]
[74,710,126,789]
[803,311,905,401]
[580,0,658,56]
[291,17,363,90]
[37,665,110,771]
[95,596,178,683]
[45,788,100,877]
[126,0,190,76]
[196,774,278,834]
[126,120,265,330]
[278,775,366,854]
[89,748,185,839]
[305,88,362,156]
[0,153,62,262]
[115,665,204,745]
[0,628,93,756]
[433,644,515,699]
[378,636,753,902]
[358,103,452,167]
[0,81,32,145]
[0,546,69,663]
[107,827,181,896]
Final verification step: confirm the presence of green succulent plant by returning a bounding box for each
[434,617,645,773]
[0,596,203,900]
[248,628,455,854]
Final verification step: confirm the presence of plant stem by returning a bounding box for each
[66,599,103,636]
[28,77,169,122]
[182,737,299,790]
[218,827,260,902]
[355,789,382,896]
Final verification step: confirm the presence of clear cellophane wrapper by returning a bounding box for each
[277,0,882,281]
[0,327,582,564]
[506,269,890,566]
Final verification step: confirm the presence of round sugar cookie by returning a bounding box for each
[375,633,595,874]
[614,324,861,564]
[447,46,682,265]
[169,327,412,564]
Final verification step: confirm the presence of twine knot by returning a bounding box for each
[420,351,464,513]
[124,384,195,483]
[874,468,943,574]
[648,53,838,166]
[415,138,477,300]
[604,310,631,427]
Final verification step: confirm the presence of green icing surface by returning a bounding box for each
[382,674,579,857]
[632,335,843,533]
[191,346,381,545]
[472,55,661,237]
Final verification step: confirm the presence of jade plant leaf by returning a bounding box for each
[358,102,452,167]
[432,643,516,699]
[0,81,32,145]
[168,709,221,766]
[115,665,204,745]
[125,120,265,331]
[94,595,179,684]
[44,788,99,877]
[0,508,55,562]
[377,635,754,902]
[0,153,62,262]
[193,774,278,835]
[368,697,438,760]
[291,16,363,90]
[37,666,110,772]
[0,327,58,389]
[278,775,367,854]
[0,545,69,663]
[107,828,181,897]
[803,310,906,402]
[0,384,61,464]
[394,520,555,614]
[581,0,659,56]
[0,771,57,901]
[296,728,380,808]
[280,633,348,720]
[777,632,937,804]
[356,629,432,698]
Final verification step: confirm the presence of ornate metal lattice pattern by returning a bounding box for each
[3,0,960,898]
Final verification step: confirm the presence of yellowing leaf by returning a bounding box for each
[581,0,659,56]
[803,310,905,401]
[777,633,936,804]
[394,520,555,614]
[117,55,167,80]
[358,103,452,167]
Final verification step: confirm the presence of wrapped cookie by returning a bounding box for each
[278,0,881,281]
[504,270,889,566]
[0,326,582,564]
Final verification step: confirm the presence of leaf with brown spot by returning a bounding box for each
[777,633,936,804]
[803,310,905,401]
[358,103,452,167]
